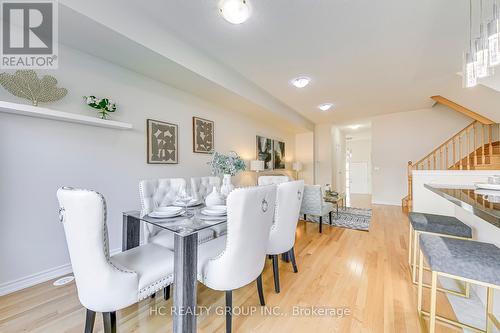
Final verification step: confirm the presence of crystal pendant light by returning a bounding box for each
[464,0,478,87]
[474,0,493,78]
[463,51,478,87]
[488,1,500,66]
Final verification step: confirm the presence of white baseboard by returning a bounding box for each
[0,263,73,296]
[0,247,122,296]
[371,200,401,206]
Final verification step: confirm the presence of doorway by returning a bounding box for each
[349,162,369,194]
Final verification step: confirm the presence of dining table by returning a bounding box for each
[122,205,227,333]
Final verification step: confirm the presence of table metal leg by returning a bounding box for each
[173,233,198,333]
[122,215,140,251]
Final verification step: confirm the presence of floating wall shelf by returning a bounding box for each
[0,101,133,130]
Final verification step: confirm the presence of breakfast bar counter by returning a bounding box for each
[424,184,500,228]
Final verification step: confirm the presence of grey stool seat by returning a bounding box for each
[409,212,472,238]
[420,234,500,286]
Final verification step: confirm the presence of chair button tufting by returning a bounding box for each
[297,190,302,200]
[261,199,269,212]
[58,207,65,223]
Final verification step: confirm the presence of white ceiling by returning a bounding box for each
[118,0,470,124]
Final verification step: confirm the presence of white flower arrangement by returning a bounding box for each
[209,151,246,176]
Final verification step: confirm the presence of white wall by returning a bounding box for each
[346,136,372,194]
[0,45,296,294]
[314,123,333,186]
[371,105,471,205]
[295,132,314,184]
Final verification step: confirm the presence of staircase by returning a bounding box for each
[402,121,500,212]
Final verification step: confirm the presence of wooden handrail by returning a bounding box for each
[413,121,477,168]
[431,96,495,125]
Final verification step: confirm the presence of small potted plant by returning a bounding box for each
[83,95,117,120]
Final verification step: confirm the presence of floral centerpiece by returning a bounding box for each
[83,95,117,119]
[209,151,246,197]
[208,151,246,176]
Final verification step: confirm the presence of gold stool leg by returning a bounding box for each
[408,224,413,266]
[487,287,494,333]
[412,231,419,283]
[417,250,424,314]
[429,271,438,333]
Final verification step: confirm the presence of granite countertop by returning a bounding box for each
[424,184,500,228]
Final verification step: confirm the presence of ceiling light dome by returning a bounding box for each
[219,0,251,24]
[291,76,311,88]
[318,103,334,111]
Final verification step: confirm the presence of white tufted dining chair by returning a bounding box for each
[191,176,221,201]
[197,185,277,333]
[267,180,304,293]
[191,176,227,238]
[139,178,216,251]
[57,187,174,333]
[299,185,334,233]
[257,175,289,186]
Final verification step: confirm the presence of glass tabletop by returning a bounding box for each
[123,205,227,236]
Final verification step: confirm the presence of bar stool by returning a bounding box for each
[408,212,472,297]
[417,234,500,333]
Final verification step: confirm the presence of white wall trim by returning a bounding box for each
[372,200,401,206]
[0,263,73,296]
[0,247,122,296]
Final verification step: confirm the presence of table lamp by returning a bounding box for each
[250,160,265,172]
[292,161,303,180]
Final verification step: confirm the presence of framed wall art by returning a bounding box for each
[147,119,178,164]
[256,135,273,170]
[193,116,214,153]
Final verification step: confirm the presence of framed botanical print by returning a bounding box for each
[273,140,286,169]
[147,119,178,164]
[193,117,214,153]
[256,135,273,170]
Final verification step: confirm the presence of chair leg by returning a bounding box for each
[225,290,232,333]
[256,274,265,306]
[289,247,298,273]
[272,255,280,293]
[319,216,323,233]
[164,285,170,300]
[281,252,290,262]
[303,214,307,221]
[102,311,116,333]
[84,309,96,333]
[150,293,156,299]
[412,231,419,283]
[329,211,332,225]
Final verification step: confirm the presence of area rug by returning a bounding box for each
[304,207,372,231]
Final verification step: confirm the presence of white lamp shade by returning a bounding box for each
[250,160,265,171]
[292,162,303,171]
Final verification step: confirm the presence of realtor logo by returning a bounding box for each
[1,0,58,68]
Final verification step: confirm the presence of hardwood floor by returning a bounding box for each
[0,198,460,332]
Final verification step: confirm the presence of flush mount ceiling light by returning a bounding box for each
[219,0,251,24]
[290,76,311,88]
[318,103,334,111]
[349,124,361,130]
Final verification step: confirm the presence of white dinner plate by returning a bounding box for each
[148,210,185,218]
[172,199,202,207]
[198,215,226,224]
[201,209,227,216]
[154,206,183,214]
[474,183,500,191]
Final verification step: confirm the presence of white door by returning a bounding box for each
[349,162,369,194]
